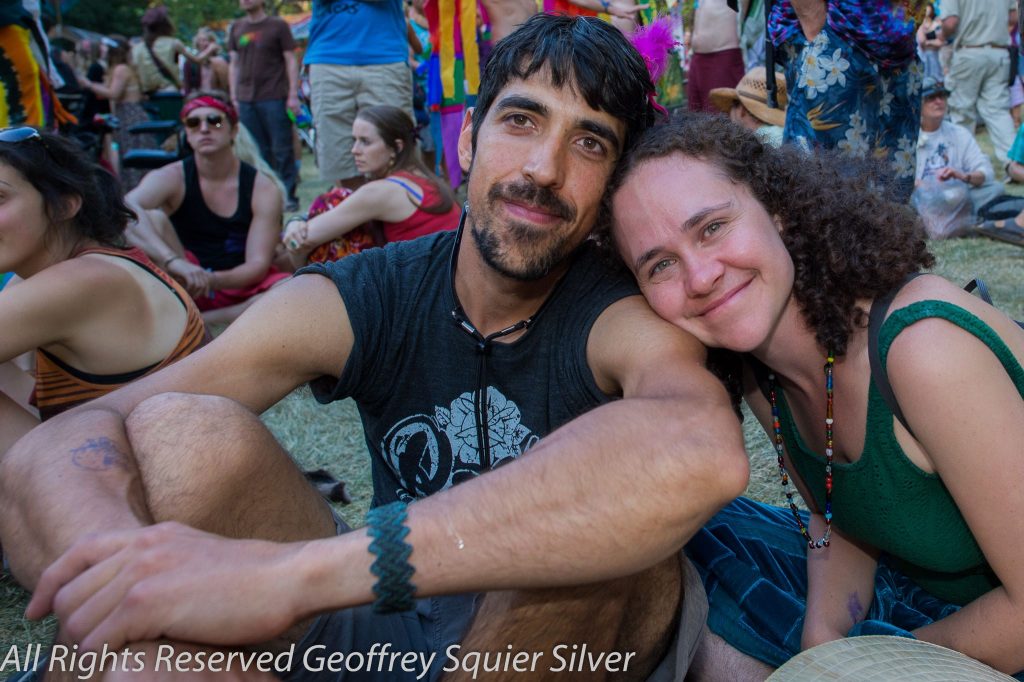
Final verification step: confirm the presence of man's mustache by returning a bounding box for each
[487,181,575,222]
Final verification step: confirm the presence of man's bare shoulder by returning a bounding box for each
[587,295,708,396]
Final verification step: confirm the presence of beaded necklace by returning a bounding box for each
[768,351,834,549]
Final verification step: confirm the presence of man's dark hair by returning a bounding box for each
[605,113,934,357]
[471,14,657,156]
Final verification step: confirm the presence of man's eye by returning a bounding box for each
[508,113,530,126]
[703,221,723,237]
[579,137,606,154]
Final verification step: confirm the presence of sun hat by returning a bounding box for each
[767,636,1015,681]
[709,66,789,128]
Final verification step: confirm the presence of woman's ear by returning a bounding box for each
[58,194,83,224]
[773,214,784,234]
[394,139,404,155]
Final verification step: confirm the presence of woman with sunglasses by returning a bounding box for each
[0,129,206,456]
[607,115,1024,678]
[281,105,459,267]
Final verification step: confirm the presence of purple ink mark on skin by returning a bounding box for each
[70,437,129,471]
[847,592,865,624]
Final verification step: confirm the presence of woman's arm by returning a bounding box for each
[284,180,414,250]
[802,523,880,648]
[209,173,283,291]
[85,64,129,101]
[176,39,215,66]
[0,386,37,456]
[743,376,880,650]
[887,313,1024,673]
[790,0,826,41]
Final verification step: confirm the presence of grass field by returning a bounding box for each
[2,138,1023,656]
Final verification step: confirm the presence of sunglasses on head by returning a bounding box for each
[0,126,42,143]
[184,114,226,129]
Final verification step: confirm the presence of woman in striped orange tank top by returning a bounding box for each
[0,130,207,456]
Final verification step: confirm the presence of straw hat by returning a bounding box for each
[709,66,788,128]
[767,636,1015,681]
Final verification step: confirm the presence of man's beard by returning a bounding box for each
[470,180,579,281]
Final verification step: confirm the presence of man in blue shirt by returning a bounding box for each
[305,0,414,189]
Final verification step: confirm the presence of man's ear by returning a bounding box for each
[457,107,475,173]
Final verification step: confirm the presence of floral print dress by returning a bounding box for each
[770,0,925,201]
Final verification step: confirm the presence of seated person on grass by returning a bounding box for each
[281,104,459,269]
[0,129,206,457]
[1,16,747,681]
[125,90,290,326]
[608,113,1024,679]
[982,118,1024,246]
[708,66,789,148]
[913,77,1003,233]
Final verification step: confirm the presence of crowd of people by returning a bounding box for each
[0,1,1023,681]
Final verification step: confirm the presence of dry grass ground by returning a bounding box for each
[2,135,1023,658]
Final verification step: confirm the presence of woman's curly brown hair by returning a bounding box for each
[599,112,935,358]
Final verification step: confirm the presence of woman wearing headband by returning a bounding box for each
[0,129,206,455]
[608,114,1024,678]
[281,105,459,267]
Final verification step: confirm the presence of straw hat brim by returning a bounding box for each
[767,636,1015,681]
[708,86,787,128]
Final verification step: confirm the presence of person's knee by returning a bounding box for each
[1008,161,1024,183]
[126,392,259,479]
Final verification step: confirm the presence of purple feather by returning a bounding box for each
[630,17,677,84]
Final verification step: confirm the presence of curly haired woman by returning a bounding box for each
[607,114,1024,679]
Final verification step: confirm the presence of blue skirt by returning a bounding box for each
[684,497,1023,678]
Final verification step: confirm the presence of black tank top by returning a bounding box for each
[169,156,257,271]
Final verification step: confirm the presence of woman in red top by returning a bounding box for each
[282,105,460,266]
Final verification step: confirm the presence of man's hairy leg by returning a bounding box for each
[1,392,332,586]
[3,393,336,679]
[447,554,683,681]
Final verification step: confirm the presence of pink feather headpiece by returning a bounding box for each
[630,17,678,117]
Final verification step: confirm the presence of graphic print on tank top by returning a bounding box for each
[380,386,539,501]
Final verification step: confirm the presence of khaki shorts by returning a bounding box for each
[649,551,710,680]
[309,62,413,182]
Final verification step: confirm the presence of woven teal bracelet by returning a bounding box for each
[366,500,416,613]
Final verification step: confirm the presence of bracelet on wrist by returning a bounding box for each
[366,501,416,614]
[163,255,181,268]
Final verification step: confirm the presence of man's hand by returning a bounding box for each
[166,259,213,299]
[26,522,306,652]
[936,166,975,186]
[286,94,301,118]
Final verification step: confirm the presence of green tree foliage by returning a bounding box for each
[61,0,306,41]
[62,0,148,37]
